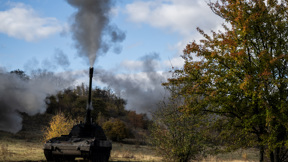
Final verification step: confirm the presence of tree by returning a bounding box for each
[102,118,129,141]
[165,0,288,161]
[45,86,127,123]
[10,69,29,80]
[45,89,85,119]
[43,113,75,141]
[150,93,210,162]
[127,111,148,129]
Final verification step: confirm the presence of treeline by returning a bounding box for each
[45,84,149,142]
[10,69,149,142]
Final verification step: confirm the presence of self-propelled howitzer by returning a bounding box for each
[43,67,112,162]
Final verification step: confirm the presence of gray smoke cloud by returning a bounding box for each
[67,0,126,66]
[53,49,70,69]
[94,53,170,115]
[24,49,70,71]
[0,68,72,133]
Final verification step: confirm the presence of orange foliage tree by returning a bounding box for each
[165,0,288,161]
[127,111,148,129]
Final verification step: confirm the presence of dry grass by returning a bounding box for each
[110,143,162,161]
[0,134,260,162]
[197,148,259,162]
[0,134,162,162]
[0,114,259,162]
[0,135,45,161]
[212,148,259,162]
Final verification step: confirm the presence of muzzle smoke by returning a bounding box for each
[94,53,171,115]
[66,0,125,66]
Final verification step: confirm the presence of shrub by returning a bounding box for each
[43,113,75,141]
[150,99,209,162]
[102,119,128,141]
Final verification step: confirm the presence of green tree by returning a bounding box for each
[45,86,127,123]
[165,0,288,161]
[46,89,84,118]
[150,94,210,162]
[10,69,29,80]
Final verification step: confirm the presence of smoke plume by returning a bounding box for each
[66,0,125,66]
[0,69,72,133]
[53,49,70,69]
[94,53,171,115]
[24,49,70,72]
[42,49,71,70]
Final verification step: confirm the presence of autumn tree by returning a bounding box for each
[127,111,148,129]
[166,0,288,161]
[102,118,129,141]
[150,92,210,162]
[43,113,76,141]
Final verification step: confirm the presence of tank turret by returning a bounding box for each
[43,67,112,162]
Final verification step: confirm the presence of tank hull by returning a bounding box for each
[43,135,112,161]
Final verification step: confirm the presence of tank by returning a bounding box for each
[43,67,112,162]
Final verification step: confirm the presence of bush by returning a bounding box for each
[150,99,209,162]
[102,119,129,141]
[43,113,75,141]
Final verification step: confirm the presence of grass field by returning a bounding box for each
[0,133,259,162]
[0,112,162,162]
[0,114,260,162]
[0,132,162,162]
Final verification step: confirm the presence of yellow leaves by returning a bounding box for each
[210,90,217,97]
[43,113,76,142]
[235,8,244,24]
[102,119,128,141]
[240,75,251,91]
[211,52,217,57]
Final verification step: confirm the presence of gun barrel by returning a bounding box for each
[88,67,93,105]
[85,67,93,125]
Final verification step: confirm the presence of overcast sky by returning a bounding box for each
[0,0,224,114]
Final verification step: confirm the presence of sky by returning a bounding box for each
[0,0,223,72]
[0,0,225,132]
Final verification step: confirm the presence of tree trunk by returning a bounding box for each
[274,148,280,162]
[270,151,274,162]
[259,146,264,162]
[270,148,281,162]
